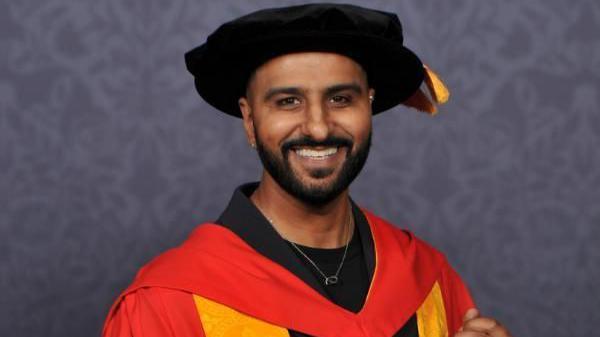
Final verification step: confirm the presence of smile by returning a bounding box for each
[294,147,339,160]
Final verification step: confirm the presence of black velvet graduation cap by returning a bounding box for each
[185,3,449,117]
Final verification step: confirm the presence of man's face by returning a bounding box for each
[239,52,374,205]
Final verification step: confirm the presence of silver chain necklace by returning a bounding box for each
[264,208,352,286]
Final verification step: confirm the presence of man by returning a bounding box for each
[102,3,512,337]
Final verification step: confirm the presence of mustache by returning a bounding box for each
[281,136,353,153]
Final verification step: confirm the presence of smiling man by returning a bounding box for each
[102,4,512,337]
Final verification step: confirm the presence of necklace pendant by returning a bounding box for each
[325,275,339,285]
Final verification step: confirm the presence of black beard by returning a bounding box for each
[255,131,372,206]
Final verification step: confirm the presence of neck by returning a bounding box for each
[251,173,353,249]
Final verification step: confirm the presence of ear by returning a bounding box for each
[238,97,256,147]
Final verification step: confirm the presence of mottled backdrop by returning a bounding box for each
[1,0,598,336]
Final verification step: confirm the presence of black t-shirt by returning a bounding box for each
[216,183,418,337]
[285,223,370,313]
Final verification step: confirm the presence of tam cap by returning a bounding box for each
[185,3,449,117]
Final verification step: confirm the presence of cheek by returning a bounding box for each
[255,114,299,148]
[343,113,372,141]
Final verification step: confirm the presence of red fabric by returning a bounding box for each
[103,287,205,337]
[102,210,473,337]
[440,263,476,335]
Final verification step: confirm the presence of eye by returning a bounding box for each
[276,96,301,107]
[329,95,352,106]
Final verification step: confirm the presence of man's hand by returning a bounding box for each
[454,308,513,337]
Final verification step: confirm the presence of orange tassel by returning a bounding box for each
[401,64,450,115]
[423,64,450,104]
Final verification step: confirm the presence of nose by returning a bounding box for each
[300,102,331,142]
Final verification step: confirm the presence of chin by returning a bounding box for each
[283,173,348,206]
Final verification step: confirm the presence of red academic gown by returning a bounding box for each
[102,210,474,337]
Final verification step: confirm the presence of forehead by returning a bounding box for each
[247,52,368,93]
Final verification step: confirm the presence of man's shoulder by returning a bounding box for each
[105,223,237,315]
[360,208,448,263]
[129,223,240,284]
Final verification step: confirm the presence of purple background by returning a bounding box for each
[1,1,599,336]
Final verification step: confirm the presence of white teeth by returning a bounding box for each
[295,147,338,159]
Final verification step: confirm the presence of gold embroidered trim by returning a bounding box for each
[193,294,289,337]
[416,282,449,337]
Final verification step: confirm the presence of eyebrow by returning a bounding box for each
[263,87,304,102]
[324,83,363,96]
[263,82,364,102]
